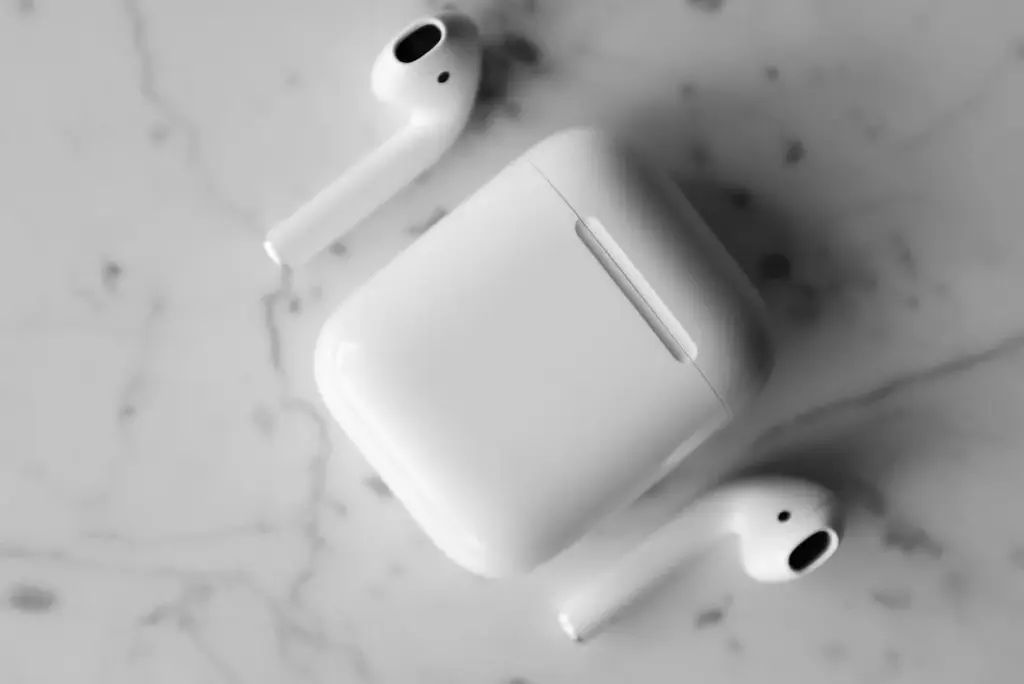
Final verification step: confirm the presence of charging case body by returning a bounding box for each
[315,128,773,577]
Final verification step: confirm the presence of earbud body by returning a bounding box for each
[264,13,482,267]
[557,476,842,642]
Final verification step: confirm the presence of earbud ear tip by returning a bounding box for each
[785,527,840,575]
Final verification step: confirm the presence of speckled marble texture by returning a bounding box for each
[3,0,1024,682]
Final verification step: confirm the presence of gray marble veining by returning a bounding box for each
[3,0,1024,682]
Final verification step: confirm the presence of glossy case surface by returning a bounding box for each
[315,128,773,577]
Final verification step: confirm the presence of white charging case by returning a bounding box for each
[315,128,773,577]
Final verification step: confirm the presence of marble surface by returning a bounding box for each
[4,0,1024,681]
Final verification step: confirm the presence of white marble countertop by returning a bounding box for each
[4,0,1024,681]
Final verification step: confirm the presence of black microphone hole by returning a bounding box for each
[437,71,450,83]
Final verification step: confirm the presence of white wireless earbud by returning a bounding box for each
[557,476,842,643]
[264,13,482,267]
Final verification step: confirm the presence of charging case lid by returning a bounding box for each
[315,128,772,577]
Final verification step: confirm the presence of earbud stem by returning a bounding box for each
[557,501,721,643]
[264,122,452,267]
